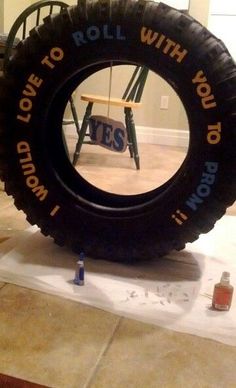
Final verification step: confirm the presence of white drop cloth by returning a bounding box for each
[0,216,235,346]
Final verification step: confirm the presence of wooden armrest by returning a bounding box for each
[81,94,142,108]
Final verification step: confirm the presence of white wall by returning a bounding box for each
[189,0,210,26]
[153,0,189,10]
[208,0,236,59]
[73,66,189,131]
[3,0,31,33]
[0,0,4,33]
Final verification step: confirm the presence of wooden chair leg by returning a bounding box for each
[125,108,140,170]
[73,102,93,166]
[124,108,134,158]
[69,96,80,136]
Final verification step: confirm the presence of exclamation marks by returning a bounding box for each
[172,209,188,226]
[50,205,60,217]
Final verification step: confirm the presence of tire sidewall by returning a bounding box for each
[4,5,235,255]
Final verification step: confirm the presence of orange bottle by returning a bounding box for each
[212,272,234,311]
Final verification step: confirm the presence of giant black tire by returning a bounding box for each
[0,0,236,262]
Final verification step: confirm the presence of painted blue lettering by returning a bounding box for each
[201,172,215,185]
[186,194,204,211]
[72,31,87,47]
[72,25,126,47]
[205,161,218,174]
[87,26,100,41]
[101,123,113,147]
[89,118,101,141]
[196,184,211,198]
[116,25,126,41]
[103,25,114,39]
[186,161,218,211]
[113,128,125,152]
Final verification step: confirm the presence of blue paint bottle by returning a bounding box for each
[74,252,85,286]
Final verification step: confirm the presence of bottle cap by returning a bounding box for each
[221,271,230,284]
[222,271,230,277]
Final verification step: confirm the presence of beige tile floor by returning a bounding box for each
[72,142,187,195]
[0,143,236,388]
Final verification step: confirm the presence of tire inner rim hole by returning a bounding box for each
[62,65,189,196]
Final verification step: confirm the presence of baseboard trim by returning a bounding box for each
[136,125,189,148]
[64,122,189,148]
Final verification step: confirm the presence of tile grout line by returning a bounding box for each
[83,316,123,388]
[0,283,7,291]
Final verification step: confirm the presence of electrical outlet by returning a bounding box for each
[160,95,169,110]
